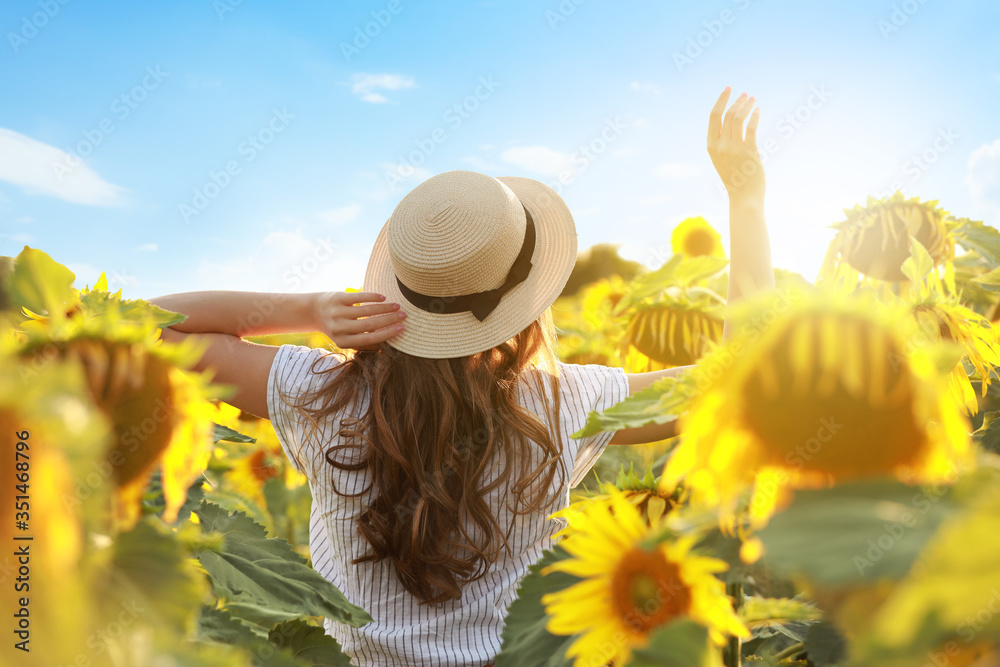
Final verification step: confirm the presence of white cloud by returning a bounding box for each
[193,228,370,293]
[136,243,158,252]
[630,81,661,94]
[318,203,361,226]
[350,73,417,104]
[0,129,127,206]
[655,162,700,180]
[968,139,1000,215]
[500,145,574,177]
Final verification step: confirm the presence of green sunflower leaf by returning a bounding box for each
[268,619,354,667]
[627,619,717,667]
[192,500,372,628]
[495,546,578,667]
[757,479,956,586]
[573,376,690,439]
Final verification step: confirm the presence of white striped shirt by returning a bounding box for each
[266,343,629,667]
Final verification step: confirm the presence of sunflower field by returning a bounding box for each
[4,190,1000,667]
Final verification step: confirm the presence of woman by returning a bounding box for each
[151,87,771,667]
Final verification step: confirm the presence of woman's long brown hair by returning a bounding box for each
[280,310,566,604]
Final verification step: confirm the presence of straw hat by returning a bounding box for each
[363,170,578,359]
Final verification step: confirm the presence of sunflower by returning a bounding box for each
[552,276,629,367]
[622,300,723,367]
[662,287,973,528]
[671,217,725,258]
[541,493,748,667]
[15,281,228,531]
[910,297,1000,415]
[820,192,954,283]
[557,466,681,539]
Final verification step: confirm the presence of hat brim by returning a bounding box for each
[363,176,578,359]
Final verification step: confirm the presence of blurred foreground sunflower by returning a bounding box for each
[671,216,725,258]
[541,493,748,667]
[15,274,228,531]
[662,287,973,527]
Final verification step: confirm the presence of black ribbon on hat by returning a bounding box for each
[395,205,536,322]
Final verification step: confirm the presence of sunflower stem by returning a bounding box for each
[724,581,743,667]
[772,641,805,662]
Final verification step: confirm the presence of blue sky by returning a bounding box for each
[1,0,998,300]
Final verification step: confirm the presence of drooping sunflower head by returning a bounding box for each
[622,300,723,367]
[671,216,726,259]
[821,192,954,283]
[542,493,748,667]
[664,287,973,526]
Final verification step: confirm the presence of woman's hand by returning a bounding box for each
[312,291,406,351]
[707,87,764,202]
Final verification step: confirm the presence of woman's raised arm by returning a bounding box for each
[610,87,775,444]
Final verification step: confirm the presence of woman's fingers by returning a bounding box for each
[336,291,386,306]
[745,106,761,151]
[721,92,747,141]
[341,322,404,349]
[332,301,399,319]
[707,87,731,147]
[726,94,752,140]
[336,310,405,335]
[732,95,755,141]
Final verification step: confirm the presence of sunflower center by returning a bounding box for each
[683,229,718,257]
[610,548,691,634]
[742,313,926,477]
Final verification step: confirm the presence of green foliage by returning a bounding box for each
[192,500,372,628]
[738,598,823,628]
[757,479,955,586]
[561,243,644,298]
[7,245,77,317]
[495,547,578,667]
[213,422,258,444]
[627,620,718,667]
[573,375,691,438]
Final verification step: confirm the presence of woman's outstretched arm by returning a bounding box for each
[147,290,405,417]
[147,290,405,348]
[610,87,774,445]
[147,291,321,337]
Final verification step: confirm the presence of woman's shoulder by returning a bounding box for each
[519,360,627,405]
